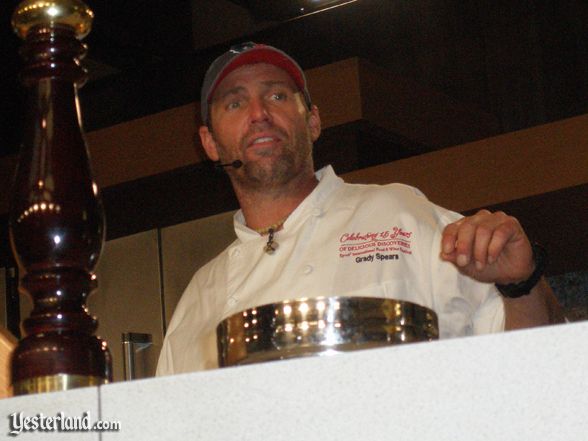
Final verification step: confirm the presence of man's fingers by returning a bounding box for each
[453,220,476,267]
[472,223,493,270]
[441,221,461,255]
[486,216,518,264]
[442,210,500,268]
[441,209,533,284]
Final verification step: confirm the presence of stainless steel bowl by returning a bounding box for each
[217,296,439,367]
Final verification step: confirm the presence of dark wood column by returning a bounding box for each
[9,0,111,395]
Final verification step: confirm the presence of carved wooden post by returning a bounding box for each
[9,0,112,395]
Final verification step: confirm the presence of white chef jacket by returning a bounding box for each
[157,166,505,376]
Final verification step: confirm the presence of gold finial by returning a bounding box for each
[12,0,94,40]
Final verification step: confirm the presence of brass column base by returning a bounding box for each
[12,374,107,396]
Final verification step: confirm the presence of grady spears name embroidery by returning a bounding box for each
[338,227,413,261]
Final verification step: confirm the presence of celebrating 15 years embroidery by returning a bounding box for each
[338,227,413,260]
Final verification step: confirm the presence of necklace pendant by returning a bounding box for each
[263,227,279,255]
[264,240,278,255]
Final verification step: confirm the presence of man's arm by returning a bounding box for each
[440,209,565,329]
[502,277,565,329]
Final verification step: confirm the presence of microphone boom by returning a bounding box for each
[215,160,243,169]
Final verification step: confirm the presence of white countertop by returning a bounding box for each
[2,321,587,440]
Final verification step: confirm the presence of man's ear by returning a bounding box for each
[308,105,321,142]
[199,125,220,162]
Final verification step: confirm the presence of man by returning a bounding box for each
[156,42,563,376]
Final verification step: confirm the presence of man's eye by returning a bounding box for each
[227,101,241,110]
[270,92,287,101]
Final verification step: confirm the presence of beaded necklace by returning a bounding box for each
[253,217,288,255]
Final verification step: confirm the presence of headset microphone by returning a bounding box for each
[215,160,243,169]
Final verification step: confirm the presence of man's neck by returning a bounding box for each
[234,170,319,231]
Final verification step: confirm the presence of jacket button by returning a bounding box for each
[312,208,322,217]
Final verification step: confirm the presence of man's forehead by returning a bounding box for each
[212,63,298,98]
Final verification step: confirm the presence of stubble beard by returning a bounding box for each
[220,126,314,194]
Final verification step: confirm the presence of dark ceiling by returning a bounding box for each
[2,0,587,159]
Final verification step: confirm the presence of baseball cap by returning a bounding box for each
[200,42,312,125]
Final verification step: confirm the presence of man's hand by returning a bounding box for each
[440,209,535,285]
[441,209,565,328]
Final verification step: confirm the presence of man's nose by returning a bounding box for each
[248,98,271,125]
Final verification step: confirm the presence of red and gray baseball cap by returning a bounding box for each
[201,42,312,125]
